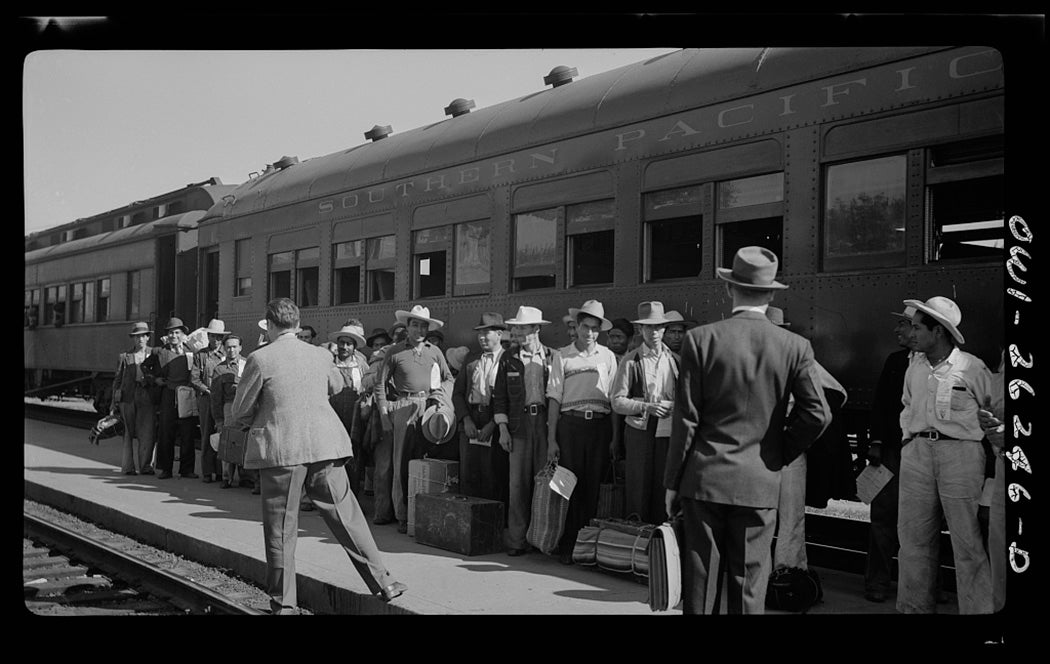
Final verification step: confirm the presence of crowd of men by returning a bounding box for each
[109,245,1005,615]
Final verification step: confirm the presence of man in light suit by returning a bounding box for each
[232,298,406,614]
[665,247,830,614]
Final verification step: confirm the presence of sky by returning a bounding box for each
[22,47,678,236]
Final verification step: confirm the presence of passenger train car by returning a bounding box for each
[196,46,1005,438]
[24,178,239,405]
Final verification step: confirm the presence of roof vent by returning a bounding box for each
[365,125,392,142]
[444,98,476,118]
[543,65,578,88]
[273,155,299,170]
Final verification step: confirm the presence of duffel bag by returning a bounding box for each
[765,566,823,613]
[526,461,569,555]
[647,517,683,612]
[572,521,652,580]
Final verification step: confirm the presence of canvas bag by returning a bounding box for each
[572,517,653,580]
[176,385,199,419]
[596,460,626,519]
[526,461,570,555]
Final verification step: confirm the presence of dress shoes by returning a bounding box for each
[251,486,261,495]
[220,480,232,489]
[123,470,138,476]
[140,467,154,475]
[558,548,574,565]
[379,581,408,602]
[181,472,200,479]
[507,548,528,557]
[397,521,408,534]
[373,517,395,526]
[156,471,173,479]
[202,475,214,483]
[864,589,886,603]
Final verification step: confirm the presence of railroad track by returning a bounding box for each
[24,512,266,616]
[24,402,100,429]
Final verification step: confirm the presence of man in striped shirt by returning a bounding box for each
[547,299,619,564]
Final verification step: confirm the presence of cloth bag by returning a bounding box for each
[176,385,199,419]
[184,327,210,353]
[572,516,653,580]
[596,460,625,519]
[648,517,683,611]
[526,461,570,555]
[549,463,577,500]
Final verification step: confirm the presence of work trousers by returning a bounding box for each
[198,395,220,478]
[555,414,612,554]
[501,409,548,550]
[864,444,901,593]
[119,389,156,473]
[680,497,778,615]
[897,438,992,614]
[157,387,197,476]
[459,404,497,500]
[985,453,1006,612]
[773,453,807,570]
[260,459,394,614]
[623,419,669,525]
[372,417,395,523]
[389,395,427,524]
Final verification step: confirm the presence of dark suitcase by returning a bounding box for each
[218,426,248,466]
[414,493,505,556]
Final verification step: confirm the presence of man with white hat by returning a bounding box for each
[664,247,830,614]
[191,319,232,483]
[374,305,453,534]
[110,321,161,475]
[492,306,557,556]
[546,299,620,564]
[146,316,200,480]
[328,319,370,496]
[610,301,680,525]
[897,296,994,614]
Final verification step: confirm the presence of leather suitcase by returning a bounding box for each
[218,426,248,466]
[414,493,504,556]
[407,459,459,537]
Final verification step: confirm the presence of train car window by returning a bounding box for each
[167,201,184,215]
[69,283,86,324]
[513,208,559,292]
[96,278,110,322]
[926,136,1004,263]
[333,240,364,305]
[718,173,784,210]
[201,250,220,322]
[45,285,66,326]
[296,248,320,308]
[131,211,150,226]
[25,289,40,328]
[366,235,396,303]
[643,186,702,282]
[566,200,615,287]
[84,281,95,322]
[413,227,451,299]
[235,239,252,297]
[127,270,142,320]
[268,251,294,300]
[823,155,907,271]
[454,220,491,297]
[720,218,784,271]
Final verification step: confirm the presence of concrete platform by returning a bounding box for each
[25,417,924,616]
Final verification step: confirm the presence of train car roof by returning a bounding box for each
[205,46,941,222]
[25,209,207,264]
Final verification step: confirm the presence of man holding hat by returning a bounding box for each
[191,319,232,483]
[452,312,507,502]
[329,319,370,496]
[492,306,556,556]
[374,305,453,534]
[110,321,161,475]
[144,317,200,479]
[547,299,620,564]
[897,296,994,614]
[610,301,680,525]
[665,247,830,613]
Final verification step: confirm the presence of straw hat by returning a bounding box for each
[505,306,551,326]
[567,300,612,331]
[395,304,444,330]
[445,346,470,373]
[203,319,232,336]
[891,305,918,320]
[632,301,673,325]
[128,321,152,336]
[904,296,965,345]
[328,323,367,347]
[421,401,456,445]
[716,246,788,290]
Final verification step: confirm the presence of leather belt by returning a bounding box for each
[399,390,428,398]
[470,402,490,412]
[525,403,546,415]
[563,409,608,420]
[914,430,955,441]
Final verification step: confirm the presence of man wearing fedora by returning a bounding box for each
[231,298,406,612]
[547,299,620,564]
[374,305,453,534]
[897,296,994,614]
[662,310,692,355]
[146,317,200,480]
[611,301,680,525]
[191,319,232,483]
[664,247,830,614]
[110,321,161,475]
[452,313,508,502]
[210,333,251,490]
[492,306,557,556]
[329,319,371,497]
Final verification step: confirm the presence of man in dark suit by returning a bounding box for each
[232,298,406,614]
[664,246,830,614]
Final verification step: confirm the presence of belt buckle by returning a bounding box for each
[584,410,593,420]
[527,404,539,415]
[927,429,939,441]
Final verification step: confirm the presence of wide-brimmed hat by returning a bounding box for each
[473,312,507,331]
[505,306,550,326]
[904,296,965,345]
[632,301,674,325]
[164,317,189,333]
[766,306,790,327]
[446,346,470,373]
[128,321,152,336]
[609,318,634,338]
[329,323,367,347]
[366,328,392,346]
[716,246,788,290]
[395,305,444,330]
[203,319,232,336]
[421,401,456,445]
[568,300,612,331]
[891,305,918,320]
